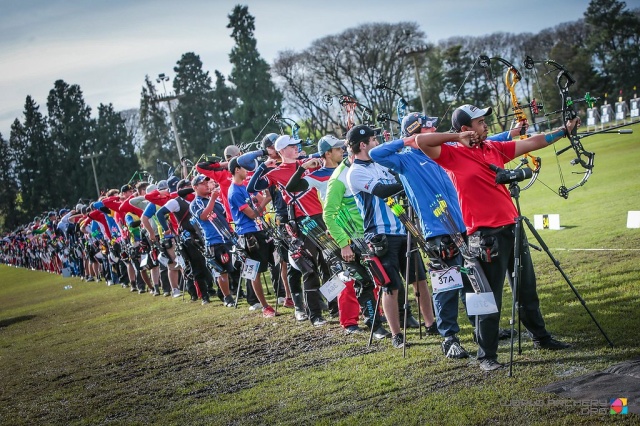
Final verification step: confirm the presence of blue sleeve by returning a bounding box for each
[142,203,156,218]
[369,139,405,173]
[488,130,512,142]
[93,201,105,209]
[246,162,270,192]
[237,149,264,171]
[156,206,170,233]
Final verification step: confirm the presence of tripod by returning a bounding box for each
[507,180,614,377]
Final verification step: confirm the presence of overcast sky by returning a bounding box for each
[1,0,638,137]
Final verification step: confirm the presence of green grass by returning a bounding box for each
[1,124,640,425]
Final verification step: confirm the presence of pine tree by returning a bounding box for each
[47,80,94,205]
[172,52,216,160]
[210,70,238,156]
[0,132,19,231]
[94,103,141,190]
[227,5,282,143]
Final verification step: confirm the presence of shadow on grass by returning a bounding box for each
[0,315,36,329]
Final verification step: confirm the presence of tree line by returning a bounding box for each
[1,0,637,232]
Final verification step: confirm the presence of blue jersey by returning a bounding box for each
[346,159,405,241]
[189,195,227,245]
[228,183,259,235]
[370,139,466,238]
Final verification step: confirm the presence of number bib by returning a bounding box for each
[429,268,463,294]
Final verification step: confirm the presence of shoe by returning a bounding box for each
[172,288,181,298]
[312,317,328,327]
[479,358,504,371]
[372,326,392,340]
[402,315,420,329]
[106,280,113,286]
[86,276,95,282]
[425,323,439,336]
[152,286,161,296]
[249,303,263,311]
[392,333,407,349]
[130,286,138,293]
[277,297,286,305]
[163,291,170,297]
[295,310,309,321]
[190,296,198,302]
[201,299,210,305]
[223,295,235,307]
[121,283,128,289]
[262,306,276,318]
[498,328,512,340]
[283,297,295,308]
[138,289,146,294]
[442,336,469,359]
[345,325,364,334]
[533,337,571,350]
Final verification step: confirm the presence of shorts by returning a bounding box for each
[377,234,426,290]
[244,230,273,274]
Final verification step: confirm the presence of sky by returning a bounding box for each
[1,0,638,138]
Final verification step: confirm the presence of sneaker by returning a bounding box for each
[345,325,364,334]
[138,289,146,294]
[223,295,235,307]
[152,287,161,296]
[262,306,276,318]
[479,358,504,371]
[533,337,571,350]
[425,323,439,336]
[277,297,286,305]
[312,317,328,327]
[163,291,170,297]
[201,299,210,305]
[248,303,263,311]
[106,280,114,286]
[121,283,129,289]
[442,336,469,359]
[171,288,182,298]
[372,326,392,340]
[130,286,138,293]
[86,276,95,282]
[295,310,309,321]
[283,297,295,308]
[392,333,407,349]
[402,315,420,329]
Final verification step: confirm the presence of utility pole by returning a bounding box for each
[221,125,240,146]
[80,152,103,198]
[153,73,187,178]
[398,45,429,115]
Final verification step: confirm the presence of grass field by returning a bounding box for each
[1,125,639,425]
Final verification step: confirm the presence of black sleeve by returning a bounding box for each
[177,187,195,198]
[371,182,404,199]
[197,161,225,172]
[285,166,309,193]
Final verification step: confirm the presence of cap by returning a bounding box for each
[167,176,179,192]
[261,133,278,150]
[223,145,241,160]
[451,104,492,131]
[156,180,169,191]
[120,184,133,193]
[228,156,241,174]
[75,203,85,211]
[401,112,439,136]
[346,125,380,145]
[176,178,190,190]
[274,135,301,151]
[191,174,210,186]
[58,208,69,216]
[145,184,158,194]
[317,135,346,156]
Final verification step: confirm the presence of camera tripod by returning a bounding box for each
[507,180,614,377]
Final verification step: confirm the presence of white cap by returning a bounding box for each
[274,135,301,152]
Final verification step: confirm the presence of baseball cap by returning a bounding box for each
[156,180,169,191]
[120,184,133,193]
[223,145,241,160]
[451,104,492,131]
[191,174,210,186]
[167,176,179,192]
[261,133,278,150]
[401,112,439,136]
[228,156,241,174]
[145,184,158,194]
[346,125,380,146]
[317,135,346,156]
[274,135,301,151]
[176,178,190,190]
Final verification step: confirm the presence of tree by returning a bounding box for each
[227,5,282,143]
[584,0,640,97]
[47,80,94,205]
[173,52,216,159]
[209,70,238,156]
[0,133,19,231]
[139,75,175,171]
[94,103,141,190]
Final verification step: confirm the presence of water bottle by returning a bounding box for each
[64,285,72,290]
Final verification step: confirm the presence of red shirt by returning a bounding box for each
[435,140,518,234]
[264,161,323,218]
